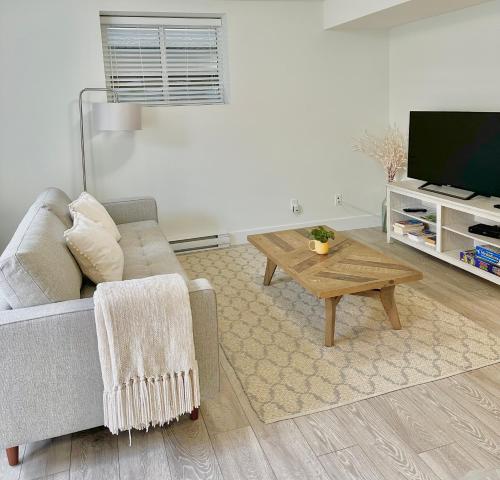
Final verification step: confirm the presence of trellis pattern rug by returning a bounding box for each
[180,245,500,423]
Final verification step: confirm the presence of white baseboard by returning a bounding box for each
[229,214,381,245]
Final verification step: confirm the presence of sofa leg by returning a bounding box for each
[190,407,199,421]
[6,446,19,466]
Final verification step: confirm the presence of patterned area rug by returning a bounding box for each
[180,244,500,423]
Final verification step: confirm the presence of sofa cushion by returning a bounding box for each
[118,221,188,281]
[0,204,83,309]
[36,187,73,229]
[78,220,188,299]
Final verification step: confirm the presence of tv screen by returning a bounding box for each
[408,111,500,197]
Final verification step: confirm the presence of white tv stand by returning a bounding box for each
[387,180,500,286]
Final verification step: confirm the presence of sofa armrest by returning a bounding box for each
[0,298,102,448]
[102,197,158,224]
[0,279,219,448]
[0,298,94,327]
[188,279,220,400]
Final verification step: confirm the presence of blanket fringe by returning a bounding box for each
[104,364,200,435]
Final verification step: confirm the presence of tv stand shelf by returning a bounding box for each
[387,180,500,286]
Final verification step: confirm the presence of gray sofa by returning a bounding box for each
[0,188,219,464]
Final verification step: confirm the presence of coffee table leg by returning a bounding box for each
[263,258,277,286]
[380,286,401,330]
[325,296,342,347]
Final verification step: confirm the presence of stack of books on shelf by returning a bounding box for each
[407,229,437,247]
[460,245,500,277]
[424,233,437,247]
[393,220,436,249]
[393,219,424,236]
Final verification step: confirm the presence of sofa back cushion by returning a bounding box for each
[35,187,73,228]
[0,202,82,309]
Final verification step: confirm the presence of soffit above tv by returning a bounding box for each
[323,0,491,30]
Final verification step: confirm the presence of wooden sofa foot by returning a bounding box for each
[6,446,19,466]
[190,407,199,421]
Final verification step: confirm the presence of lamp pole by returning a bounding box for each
[78,87,118,191]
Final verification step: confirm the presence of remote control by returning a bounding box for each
[495,204,500,209]
[403,208,428,213]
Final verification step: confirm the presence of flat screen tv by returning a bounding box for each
[408,111,500,197]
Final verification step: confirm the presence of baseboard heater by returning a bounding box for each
[170,233,231,253]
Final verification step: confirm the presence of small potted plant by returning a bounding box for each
[309,227,335,255]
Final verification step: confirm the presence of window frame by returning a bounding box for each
[99,14,228,107]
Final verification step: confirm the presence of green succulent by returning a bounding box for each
[310,226,335,244]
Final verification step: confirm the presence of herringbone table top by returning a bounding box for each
[248,226,423,298]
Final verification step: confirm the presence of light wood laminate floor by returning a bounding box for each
[3,228,499,480]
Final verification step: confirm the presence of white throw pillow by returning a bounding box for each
[69,192,121,241]
[64,213,124,284]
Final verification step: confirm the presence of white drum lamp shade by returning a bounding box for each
[79,86,143,191]
[92,102,142,131]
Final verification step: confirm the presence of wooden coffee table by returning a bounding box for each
[248,226,423,346]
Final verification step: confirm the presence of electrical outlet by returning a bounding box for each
[290,199,301,214]
[335,194,343,206]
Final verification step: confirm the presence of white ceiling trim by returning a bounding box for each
[323,0,493,30]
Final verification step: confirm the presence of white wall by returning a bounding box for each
[0,0,389,249]
[390,0,500,131]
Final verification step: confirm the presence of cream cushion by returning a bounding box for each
[69,192,121,241]
[64,213,124,284]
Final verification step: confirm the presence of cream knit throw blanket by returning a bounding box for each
[94,273,200,435]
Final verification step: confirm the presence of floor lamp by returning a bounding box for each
[79,87,142,191]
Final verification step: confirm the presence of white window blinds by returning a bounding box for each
[100,16,225,105]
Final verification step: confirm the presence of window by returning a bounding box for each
[100,15,226,106]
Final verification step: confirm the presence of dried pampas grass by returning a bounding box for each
[354,126,408,183]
